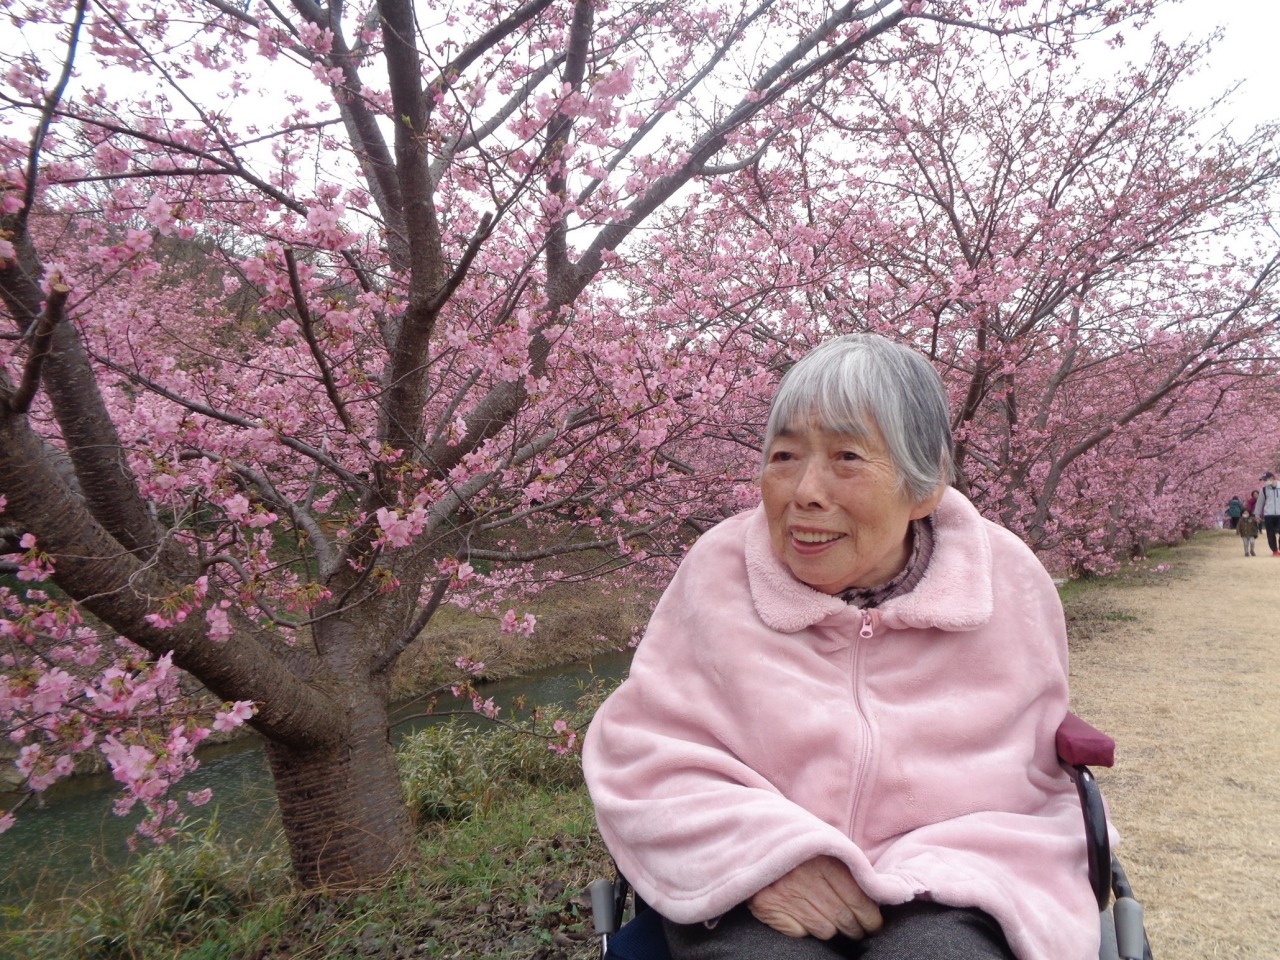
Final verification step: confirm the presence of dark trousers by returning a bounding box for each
[1265,515,1280,553]
[662,901,1015,960]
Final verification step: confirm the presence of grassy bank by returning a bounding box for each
[2,689,615,960]
[2,791,612,960]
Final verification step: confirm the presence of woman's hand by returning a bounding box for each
[747,855,883,940]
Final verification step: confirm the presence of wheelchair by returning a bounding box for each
[588,713,1153,960]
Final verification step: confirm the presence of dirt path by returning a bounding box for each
[1065,529,1280,960]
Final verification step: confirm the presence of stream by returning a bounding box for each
[0,650,634,908]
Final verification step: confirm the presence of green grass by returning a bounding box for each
[3,697,616,960]
[1,819,293,959]
[408,787,610,957]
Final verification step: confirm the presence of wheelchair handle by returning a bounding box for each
[1114,896,1147,960]
[589,878,619,935]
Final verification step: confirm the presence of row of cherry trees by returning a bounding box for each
[618,24,1280,568]
[2,0,1275,889]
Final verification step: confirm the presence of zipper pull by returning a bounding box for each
[859,610,874,639]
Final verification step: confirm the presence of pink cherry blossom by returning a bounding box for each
[213,701,257,732]
[0,0,1268,881]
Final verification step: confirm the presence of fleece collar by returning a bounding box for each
[743,486,994,634]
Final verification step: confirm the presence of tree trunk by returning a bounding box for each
[265,681,414,887]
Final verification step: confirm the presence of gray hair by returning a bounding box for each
[762,334,955,501]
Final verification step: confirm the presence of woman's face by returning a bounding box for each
[761,417,943,595]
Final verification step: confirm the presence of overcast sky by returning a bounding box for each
[1116,0,1280,133]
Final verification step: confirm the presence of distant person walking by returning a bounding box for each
[1238,509,1260,556]
[1255,473,1280,556]
[1247,490,1260,515]
[1226,495,1244,529]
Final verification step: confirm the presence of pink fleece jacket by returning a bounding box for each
[583,487,1103,960]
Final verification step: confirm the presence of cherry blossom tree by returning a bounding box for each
[882,39,1280,568]
[619,26,1280,571]
[0,0,1170,887]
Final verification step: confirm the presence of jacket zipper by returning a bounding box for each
[847,609,875,839]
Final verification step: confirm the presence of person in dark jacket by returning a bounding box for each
[1225,496,1244,529]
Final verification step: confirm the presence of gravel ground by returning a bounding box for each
[1066,529,1280,960]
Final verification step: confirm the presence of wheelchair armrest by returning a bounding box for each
[1057,711,1115,768]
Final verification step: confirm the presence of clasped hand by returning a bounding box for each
[748,855,883,941]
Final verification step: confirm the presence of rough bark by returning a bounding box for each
[264,675,412,887]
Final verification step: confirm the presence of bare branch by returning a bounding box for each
[576,0,907,283]
[545,0,595,278]
[5,276,67,413]
[21,0,87,225]
[283,246,358,435]
[373,572,452,675]
[222,457,340,576]
[430,56,564,181]
[436,0,559,87]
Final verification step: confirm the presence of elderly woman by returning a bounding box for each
[583,334,1102,960]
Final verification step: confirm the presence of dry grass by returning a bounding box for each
[1065,530,1280,960]
[389,583,661,697]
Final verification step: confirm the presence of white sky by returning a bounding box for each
[1112,0,1280,133]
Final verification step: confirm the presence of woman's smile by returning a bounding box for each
[790,529,844,546]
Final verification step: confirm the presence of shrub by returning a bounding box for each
[398,683,614,825]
